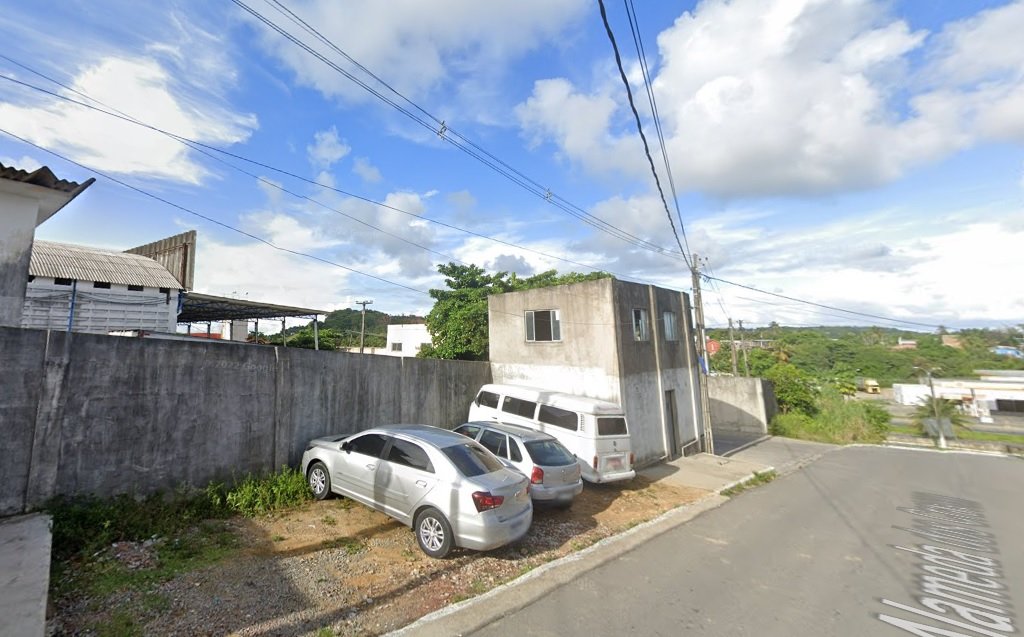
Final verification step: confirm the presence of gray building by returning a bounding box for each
[488,277,704,465]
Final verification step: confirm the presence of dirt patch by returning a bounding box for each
[51,477,707,636]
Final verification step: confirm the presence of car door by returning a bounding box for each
[334,433,389,504]
[377,438,438,523]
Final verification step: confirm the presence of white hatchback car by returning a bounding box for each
[454,422,584,508]
[301,424,532,558]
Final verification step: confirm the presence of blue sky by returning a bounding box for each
[1,0,1022,332]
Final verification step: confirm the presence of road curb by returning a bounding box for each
[388,493,728,637]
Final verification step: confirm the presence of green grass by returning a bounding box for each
[887,423,1024,446]
[721,470,777,497]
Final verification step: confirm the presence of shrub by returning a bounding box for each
[765,363,819,415]
[225,466,311,517]
[769,389,890,444]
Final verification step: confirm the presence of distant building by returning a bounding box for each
[487,277,704,464]
[941,335,963,349]
[386,323,431,357]
[23,240,184,334]
[893,337,918,350]
[991,345,1024,359]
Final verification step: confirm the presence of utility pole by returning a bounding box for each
[690,254,714,455]
[356,300,373,354]
[738,319,750,376]
[923,367,947,450]
[728,318,738,376]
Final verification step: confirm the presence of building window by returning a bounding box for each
[525,309,561,342]
[93,281,111,289]
[663,311,678,341]
[54,278,73,286]
[391,342,403,352]
[633,308,650,341]
[128,284,144,292]
[159,287,170,294]
[27,275,35,282]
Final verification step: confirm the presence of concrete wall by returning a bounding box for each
[0,326,491,515]
[707,376,778,435]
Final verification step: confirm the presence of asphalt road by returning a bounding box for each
[471,447,1024,636]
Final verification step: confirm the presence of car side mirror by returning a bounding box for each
[340,441,351,453]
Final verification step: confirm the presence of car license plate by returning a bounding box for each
[606,457,622,470]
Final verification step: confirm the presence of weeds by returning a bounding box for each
[721,470,777,497]
[225,466,311,517]
[770,389,890,444]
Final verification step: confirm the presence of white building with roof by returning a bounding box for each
[23,240,185,334]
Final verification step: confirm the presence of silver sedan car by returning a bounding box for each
[301,424,532,558]
[454,422,584,508]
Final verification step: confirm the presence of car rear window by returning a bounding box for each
[597,417,628,436]
[441,443,504,477]
[524,440,577,466]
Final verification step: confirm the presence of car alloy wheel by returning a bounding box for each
[414,508,453,558]
[308,461,331,500]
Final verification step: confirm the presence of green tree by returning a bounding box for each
[421,263,609,360]
[764,362,819,415]
[912,396,966,434]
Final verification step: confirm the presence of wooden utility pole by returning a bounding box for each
[691,254,714,455]
[728,317,739,376]
[356,300,373,353]
[738,319,750,376]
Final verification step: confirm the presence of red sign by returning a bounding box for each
[706,339,720,355]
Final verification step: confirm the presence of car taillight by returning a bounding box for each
[472,491,505,512]
[629,452,635,466]
[530,466,544,484]
[592,456,598,470]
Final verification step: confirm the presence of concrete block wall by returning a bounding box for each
[0,326,491,515]
[707,376,778,436]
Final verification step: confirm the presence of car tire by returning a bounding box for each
[307,461,331,500]
[414,508,453,558]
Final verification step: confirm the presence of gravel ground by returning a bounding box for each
[49,477,708,636]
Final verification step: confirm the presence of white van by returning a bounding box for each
[467,384,635,483]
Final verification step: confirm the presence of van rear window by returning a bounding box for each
[538,404,578,431]
[476,390,499,409]
[501,396,537,419]
[597,417,628,436]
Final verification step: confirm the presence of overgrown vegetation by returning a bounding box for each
[47,466,311,568]
[770,388,890,444]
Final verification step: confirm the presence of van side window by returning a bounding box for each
[501,396,537,419]
[480,430,508,458]
[476,391,500,409]
[538,404,579,431]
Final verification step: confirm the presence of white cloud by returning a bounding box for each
[515,0,1024,198]
[0,55,256,184]
[307,126,350,168]
[352,156,382,183]
[243,0,587,107]
[0,154,42,171]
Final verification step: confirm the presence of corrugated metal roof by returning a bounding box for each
[29,241,184,289]
[0,162,89,193]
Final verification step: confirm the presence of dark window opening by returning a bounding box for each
[441,443,504,477]
[387,439,434,472]
[93,281,111,289]
[27,275,35,282]
[480,430,508,458]
[346,433,389,458]
[476,390,500,409]
[525,309,561,342]
[128,284,144,292]
[159,287,170,294]
[501,396,537,419]
[54,278,73,286]
[597,417,629,436]
[538,404,579,430]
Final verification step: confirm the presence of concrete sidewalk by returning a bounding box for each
[392,436,835,637]
[0,514,52,637]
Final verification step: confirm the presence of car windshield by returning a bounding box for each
[441,443,504,477]
[524,440,577,466]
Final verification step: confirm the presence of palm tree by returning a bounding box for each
[912,396,966,436]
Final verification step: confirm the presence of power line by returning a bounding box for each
[705,274,942,329]
[0,127,431,297]
[621,0,691,258]
[228,0,686,262]
[0,66,660,281]
[597,0,691,269]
